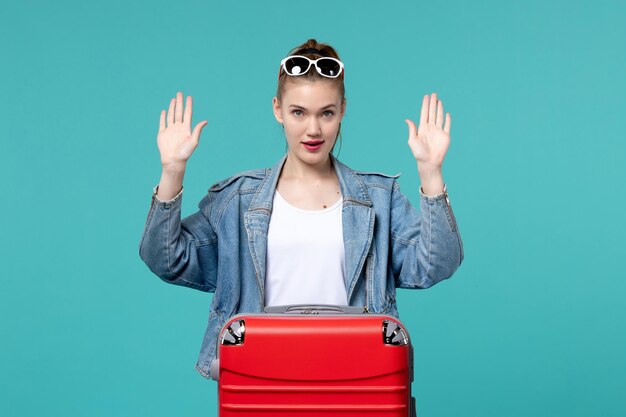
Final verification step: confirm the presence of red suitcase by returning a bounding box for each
[210,304,416,417]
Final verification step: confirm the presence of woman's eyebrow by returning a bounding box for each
[289,104,337,110]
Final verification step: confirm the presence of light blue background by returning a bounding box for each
[2,1,625,416]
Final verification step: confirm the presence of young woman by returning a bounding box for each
[139,39,464,379]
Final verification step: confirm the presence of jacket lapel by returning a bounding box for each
[331,156,375,303]
[244,155,287,303]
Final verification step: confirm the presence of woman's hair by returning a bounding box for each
[276,39,345,153]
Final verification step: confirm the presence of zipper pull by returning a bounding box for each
[363,306,371,313]
[443,183,450,206]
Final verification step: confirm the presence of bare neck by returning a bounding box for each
[280,154,336,182]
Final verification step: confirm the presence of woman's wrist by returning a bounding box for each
[417,163,444,196]
[161,161,187,174]
[157,165,186,201]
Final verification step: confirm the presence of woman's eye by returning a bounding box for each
[323,111,334,117]
[292,110,303,117]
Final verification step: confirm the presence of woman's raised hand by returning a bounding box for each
[158,91,208,169]
[404,93,451,174]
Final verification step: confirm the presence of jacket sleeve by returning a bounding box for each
[389,181,464,289]
[138,187,218,292]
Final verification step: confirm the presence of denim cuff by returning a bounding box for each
[152,184,184,205]
[419,185,446,202]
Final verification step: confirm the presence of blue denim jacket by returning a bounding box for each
[139,154,464,379]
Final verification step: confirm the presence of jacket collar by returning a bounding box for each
[248,153,373,211]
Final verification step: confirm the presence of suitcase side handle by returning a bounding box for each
[263,304,367,314]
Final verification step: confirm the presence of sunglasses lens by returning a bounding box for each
[283,56,310,75]
[317,58,342,77]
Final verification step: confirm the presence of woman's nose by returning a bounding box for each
[307,118,322,137]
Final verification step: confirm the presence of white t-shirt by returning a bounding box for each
[265,190,347,307]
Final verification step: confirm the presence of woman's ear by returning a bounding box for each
[272,97,284,124]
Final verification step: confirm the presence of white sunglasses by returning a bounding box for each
[279,55,344,79]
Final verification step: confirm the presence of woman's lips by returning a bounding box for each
[302,140,324,151]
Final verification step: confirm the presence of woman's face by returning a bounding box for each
[272,79,346,167]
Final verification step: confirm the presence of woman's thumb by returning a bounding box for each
[192,120,208,141]
[405,119,416,138]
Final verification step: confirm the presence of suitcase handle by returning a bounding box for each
[263,304,367,314]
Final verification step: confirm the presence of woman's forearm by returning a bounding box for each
[417,164,445,196]
[157,163,187,200]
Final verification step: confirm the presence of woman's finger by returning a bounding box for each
[405,118,417,139]
[419,95,429,126]
[436,100,444,127]
[159,110,166,133]
[167,97,175,126]
[428,92,437,123]
[444,113,451,134]
[175,91,183,123]
[184,95,193,126]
